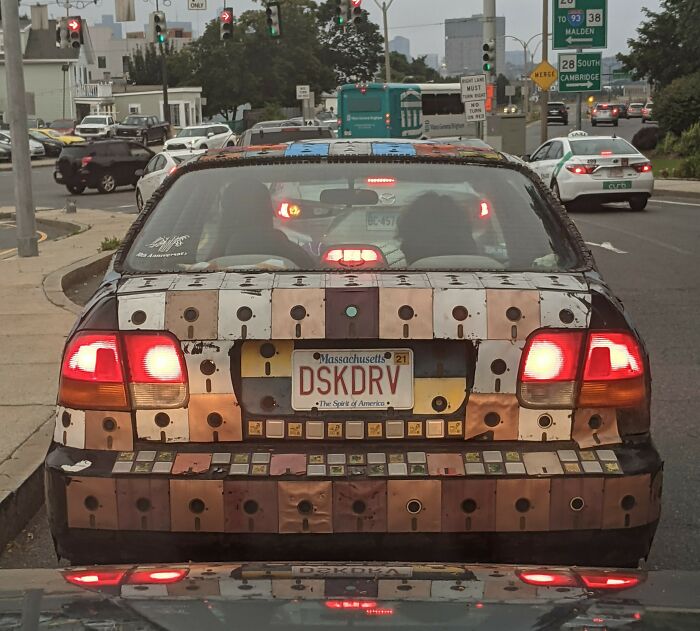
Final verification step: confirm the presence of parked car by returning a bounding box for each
[50,118,77,135]
[591,103,619,127]
[546,101,568,125]
[28,129,63,157]
[75,115,118,140]
[163,124,235,151]
[238,124,335,146]
[0,143,10,161]
[526,131,653,211]
[627,103,644,118]
[250,119,303,130]
[53,139,154,194]
[641,102,655,124]
[27,116,46,128]
[616,103,629,119]
[135,151,192,211]
[34,128,85,145]
[0,130,46,159]
[115,115,170,146]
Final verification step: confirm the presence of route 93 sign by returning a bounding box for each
[553,0,607,49]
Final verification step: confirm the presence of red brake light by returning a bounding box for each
[366,176,395,186]
[612,108,619,114]
[80,155,93,168]
[600,150,613,156]
[520,332,583,382]
[168,165,177,175]
[479,201,490,217]
[583,332,643,381]
[64,569,126,587]
[566,164,596,175]
[633,162,652,173]
[277,201,302,219]
[322,246,385,269]
[365,608,394,616]
[578,572,641,590]
[126,568,188,584]
[517,570,579,587]
[325,600,378,610]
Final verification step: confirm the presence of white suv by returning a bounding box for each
[163,124,235,151]
[75,115,117,139]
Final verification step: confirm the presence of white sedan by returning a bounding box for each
[526,131,654,211]
[135,151,196,211]
[163,124,235,152]
[0,130,45,158]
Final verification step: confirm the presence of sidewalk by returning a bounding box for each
[0,159,54,171]
[0,207,134,551]
[654,178,700,199]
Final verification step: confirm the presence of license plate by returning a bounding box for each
[609,167,623,177]
[291,349,414,411]
[366,211,398,231]
[603,180,632,190]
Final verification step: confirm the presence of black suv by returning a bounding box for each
[546,101,569,125]
[54,140,154,194]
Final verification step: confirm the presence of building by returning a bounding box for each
[422,53,440,71]
[389,35,411,60]
[444,14,506,76]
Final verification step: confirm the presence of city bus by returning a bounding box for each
[337,82,479,139]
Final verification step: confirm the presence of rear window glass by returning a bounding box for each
[347,96,382,112]
[247,129,333,144]
[124,162,580,274]
[60,145,91,158]
[570,138,637,156]
[82,117,106,124]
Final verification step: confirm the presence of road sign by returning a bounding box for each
[558,52,601,92]
[553,0,607,49]
[296,85,310,100]
[188,0,207,9]
[464,99,486,122]
[530,60,558,91]
[460,74,487,103]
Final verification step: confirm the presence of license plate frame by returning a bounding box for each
[291,349,414,411]
[603,180,632,190]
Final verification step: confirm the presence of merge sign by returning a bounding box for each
[530,60,558,91]
[553,0,607,49]
[558,52,601,92]
[460,74,487,103]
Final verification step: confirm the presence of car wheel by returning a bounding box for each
[97,172,117,194]
[136,188,144,212]
[66,184,85,195]
[629,196,648,212]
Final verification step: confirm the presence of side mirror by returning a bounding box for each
[522,154,531,162]
[207,131,215,137]
[135,169,144,178]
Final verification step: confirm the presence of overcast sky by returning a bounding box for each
[46,0,659,59]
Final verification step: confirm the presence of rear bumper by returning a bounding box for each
[559,174,654,203]
[45,440,662,566]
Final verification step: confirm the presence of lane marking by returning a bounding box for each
[585,241,628,254]
[0,229,47,257]
[652,199,700,208]
[576,217,694,256]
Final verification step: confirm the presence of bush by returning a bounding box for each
[631,126,659,151]
[675,122,700,157]
[658,131,679,155]
[100,236,121,252]
[655,71,700,136]
[678,154,700,179]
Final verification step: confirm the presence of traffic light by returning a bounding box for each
[335,0,349,26]
[266,2,282,38]
[150,10,167,45]
[350,0,363,25]
[67,16,83,49]
[220,7,234,40]
[482,39,496,75]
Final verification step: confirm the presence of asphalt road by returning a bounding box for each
[0,216,77,256]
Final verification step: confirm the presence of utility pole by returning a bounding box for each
[539,0,549,144]
[373,0,394,83]
[575,47,583,131]
[1,0,38,256]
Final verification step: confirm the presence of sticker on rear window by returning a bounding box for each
[136,235,190,259]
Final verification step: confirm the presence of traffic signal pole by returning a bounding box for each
[155,0,170,124]
[1,0,38,256]
[482,0,496,142]
[539,0,549,144]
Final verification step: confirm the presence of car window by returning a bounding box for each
[246,129,333,145]
[530,143,551,161]
[129,144,152,159]
[217,126,230,135]
[569,138,638,156]
[548,142,564,160]
[143,156,159,174]
[124,162,581,274]
[100,142,129,157]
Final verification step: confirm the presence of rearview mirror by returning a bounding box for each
[320,188,379,206]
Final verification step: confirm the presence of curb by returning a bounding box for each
[653,187,700,201]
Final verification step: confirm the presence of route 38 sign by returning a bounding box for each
[553,0,607,50]
[558,52,601,92]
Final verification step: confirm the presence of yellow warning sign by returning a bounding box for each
[530,60,558,91]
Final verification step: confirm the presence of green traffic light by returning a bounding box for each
[483,63,492,72]
[157,34,165,43]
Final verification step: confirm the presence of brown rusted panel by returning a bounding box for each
[170,480,225,532]
[84,411,133,451]
[442,479,496,532]
[271,288,325,339]
[224,481,278,533]
[116,478,170,531]
[549,477,604,531]
[278,481,332,533]
[486,289,541,340]
[333,481,387,533]
[649,470,663,523]
[572,408,621,448]
[66,477,118,530]
[165,290,219,340]
[325,288,379,339]
[270,454,306,476]
[465,393,519,440]
[379,288,433,339]
[602,474,651,529]
[387,480,441,532]
[188,394,242,442]
[172,453,212,475]
[427,453,464,476]
[495,478,550,532]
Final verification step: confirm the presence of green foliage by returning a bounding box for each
[100,236,121,252]
[617,0,700,87]
[675,122,700,157]
[678,154,700,178]
[260,102,285,120]
[389,53,446,83]
[654,72,700,136]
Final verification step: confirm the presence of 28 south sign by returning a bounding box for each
[553,0,607,49]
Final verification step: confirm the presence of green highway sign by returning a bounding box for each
[553,0,607,50]
[558,52,601,92]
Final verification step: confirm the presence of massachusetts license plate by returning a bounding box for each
[291,349,414,411]
[603,180,632,190]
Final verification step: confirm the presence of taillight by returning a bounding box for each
[612,108,619,114]
[276,201,302,219]
[126,568,188,584]
[518,330,645,408]
[566,164,596,175]
[600,150,613,156]
[64,569,126,587]
[366,176,395,186]
[517,570,579,587]
[633,162,652,173]
[59,331,187,411]
[322,246,385,269]
[479,201,490,217]
[325,600,378,610]
[168,165,177,175]
[64,567,188,588]
[578,572,641,590]
[80,155,93,168]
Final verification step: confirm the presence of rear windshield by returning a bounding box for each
[60,145,91,158]
[570,138,638,156]
[596,104,612,110]
[347,96,383,112]
[177,128,207,137]
[247,129,333,144]
[82,117,107,124]
[124,116,148,125]
[124,162,580,274]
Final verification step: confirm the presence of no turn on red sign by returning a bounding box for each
[465,100,486,122]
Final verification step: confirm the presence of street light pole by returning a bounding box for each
[373,0,395,83]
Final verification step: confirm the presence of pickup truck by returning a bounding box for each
[114,115,170,146]
[74,115,118,140]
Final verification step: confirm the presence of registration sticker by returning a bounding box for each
[291,349,414,411]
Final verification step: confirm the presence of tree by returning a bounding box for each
[495,73,510,105]
[654,71,700,135]
[617,0,700,88]
[390,52,456,83]
[126,42,194,88]
[317,1,383,84]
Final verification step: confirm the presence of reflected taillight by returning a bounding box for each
[322,246,385,269]
[517,570,579,587]
[479,201,490,217]
[578,572,641,590]
[566,164,596,175]
[80,156,93,168]
[64,569,126,587]
[325,600,378,610]
[366,177,396,186]
[277,201,302,219]
[126,568,188,584]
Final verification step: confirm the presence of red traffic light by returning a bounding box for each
[220,9,233,23]
[351,0,362,6]
[67,18,80,32]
